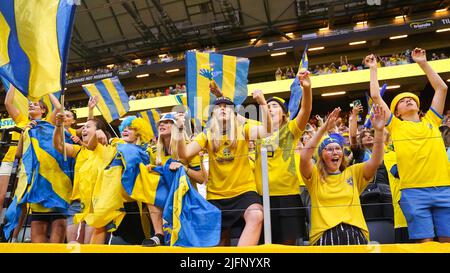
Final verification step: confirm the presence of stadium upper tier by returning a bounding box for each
[72,58,450,119]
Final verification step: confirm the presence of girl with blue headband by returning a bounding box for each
[299,106,385,245]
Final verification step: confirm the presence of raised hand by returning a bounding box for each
[364,54,378,68]
[298,70,311,88]
[351,104,363,117]
[174,112,186,129]
[412,47,427,64]
[252,89,267,105]
[88,96,99,109]
[95,129,108,145]
[322,107,341,132]
[209,81,223,97]
[55,113,65,127]
[370,104,386,131]
[70,135,82,144]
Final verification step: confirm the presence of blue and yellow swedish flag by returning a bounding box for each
[137,109,161,140]
[3,121,75,239]
[162,159,221,247]
[118,143,170,208]
[82,77,130,123]
[0,0,76,101]
[364,83,387,128]
[289,45,309,120]
[186,51,250,125]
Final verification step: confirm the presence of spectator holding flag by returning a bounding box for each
[365,48,450,243]
[175,90,272,246]
[253,70,312,245]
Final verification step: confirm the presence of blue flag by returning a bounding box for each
[161,159,221,247]
[186,51,250,125]
[0,0,76,101]
[82,77,130,123]
[364,83,387,128]
[3,121,75,239]
[289,45,309,120]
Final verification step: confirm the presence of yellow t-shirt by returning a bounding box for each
[386,109,450,189]
[255,120,303,196]
[301,163,371,245]
[2,113,28,163]
[195,124,256,200]
[73,143,117,222]
[384,150,407,229]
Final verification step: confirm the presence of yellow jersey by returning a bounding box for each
[194,124,256,200]
[384,150,407,228]
[386,109,450,189]
[2,113,28,163]
[301,163,371,245]
[255,120,303,196]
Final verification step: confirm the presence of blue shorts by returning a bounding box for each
[67,200,81,226]
[400,186,450,240]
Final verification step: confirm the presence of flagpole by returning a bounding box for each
[60,94,67,161]
[94,105,119,138]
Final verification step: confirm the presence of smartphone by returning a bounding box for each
[352,99,362,107]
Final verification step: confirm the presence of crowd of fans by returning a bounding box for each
[275,50,449,80]
[0,48,449,248]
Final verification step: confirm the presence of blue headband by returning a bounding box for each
[318,133,345,155]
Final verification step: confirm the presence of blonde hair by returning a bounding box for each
[209,107,239,153]
[155,123,189,165]
[316,151,348,182]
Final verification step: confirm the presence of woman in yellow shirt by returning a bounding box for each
[253,70,312,245]
[299,106,385,245]
[142,112,207,246]
[365,48,450,243]
[53,113,110,244]
[175,91,271,246]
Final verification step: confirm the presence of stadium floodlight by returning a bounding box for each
[166,69,180,73]
[386,85,401,89]
[319,26,329,31]
[250,38,257,42]
[349,41,366,45]
[436,28,450,33]
[270,52,287,57]
[136,74,149,78]
[321,91,346,97]
[390,35,408,40]
[308,46,325,51]
[435,8,448,13]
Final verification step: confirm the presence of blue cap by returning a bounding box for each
[318,133,345,155]
[158,112,176,124]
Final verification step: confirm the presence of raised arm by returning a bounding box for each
[249,90,272,139]
[48,93,62,124]
[88,96,99,120]
[294,71,313,130]
[362,105,385,180]
[349,104,362,147]
[364,54,391,122]
[412,48,448,115]
[174,112,202,160]
[53,113,76,158]
[4,85,20,120]
[300,107,341,180]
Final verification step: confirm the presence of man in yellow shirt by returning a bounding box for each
[365,48,450,243]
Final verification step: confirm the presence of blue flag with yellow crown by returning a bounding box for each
[186,51,250,127]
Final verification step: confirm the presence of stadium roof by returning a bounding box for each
[69,0,448,69]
